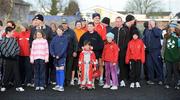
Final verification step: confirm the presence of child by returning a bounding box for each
[30,29,49,91]
[126,30,145,88]
[50,25,68,92]
[102,32,119,90]
[78,40,97,90]
[164,22,180,89]
[0,27,24,92]
[18,23,33,87]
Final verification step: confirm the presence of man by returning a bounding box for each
[30,14,54,86]
[143,20,163,85]
[112,15,138,87]
[92,13,106,86]
[61,18,78,86]
[101,17,112,33]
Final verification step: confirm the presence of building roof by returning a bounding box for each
[146,12,171,17]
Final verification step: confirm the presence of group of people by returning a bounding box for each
[0,13,180,92]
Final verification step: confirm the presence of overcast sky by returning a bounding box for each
[24,0,180,14]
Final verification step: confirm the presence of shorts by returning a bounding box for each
[54,58,66,67]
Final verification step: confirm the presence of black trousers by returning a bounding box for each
[0,57,6,85]
[119,50,130,81]
[2,57,21,88]
[19,56,33,84]
[65,53,74,84]
[129,60,142,83]
[165,61,180,86]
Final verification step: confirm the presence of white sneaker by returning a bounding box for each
[130,83,135,88]
[27,83,34,87]
[39,87,45,91]
[35,87,40,91]
[120,80,126,87]
[78,79,81,85]
[103,84,111,89]
[1,87,6,92]
[16,87,25,92]
[57,87,64,92]
[70,80,75,86]
[99,80,104,86]
[110,86,118,90]
[52,85,60,91]
[136,82,141,88]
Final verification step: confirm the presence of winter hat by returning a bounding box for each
[33,14,44,22]
[106,32,114,39]
[80,18,86,22]
[169,21,178,28]
[92,13,100,19]
[126,15,135,22]
[102,17,110,26]
[132,29,140,37]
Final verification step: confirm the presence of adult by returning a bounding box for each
[112,15,137,87]
[61,18,78,86]
[50,22,58,37]
[92,13,107,86]
[80,18,88,32]
[70,20,86,85]
[143,20,163,85]
[101,17,112,33]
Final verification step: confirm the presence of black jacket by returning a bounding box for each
[79,31,104,59]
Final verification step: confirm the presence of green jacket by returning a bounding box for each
[164,33,180,62]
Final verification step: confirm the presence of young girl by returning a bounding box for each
[78,40,97,90]
[50,25,68,92]
[164,22,180,89]
[0,27,24,92]
[126,30,145,88]
[18,23,33,87]
[102,32,119,90]
[30,29,49,91]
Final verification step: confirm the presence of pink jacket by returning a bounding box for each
[30,38,49,63]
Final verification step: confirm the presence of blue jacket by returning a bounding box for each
[50,34,68,58]
[143,27,162,52]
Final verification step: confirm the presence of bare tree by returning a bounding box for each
[0,0,14,21]
[64,0,80,16]
[124,0,162,14]
[38,0,68,15]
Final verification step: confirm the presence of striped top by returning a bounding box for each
[0,37,19,58]
[30,38,49,62]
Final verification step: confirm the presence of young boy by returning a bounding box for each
[50,25,68,92]
[0,27,24,92]
[126,29,145,88]
[78,40,97,90]
[102,32,119,90]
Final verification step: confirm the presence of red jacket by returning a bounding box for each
[102,41,119,63]
[17,31,30,56]
[126,39,145,64]
[95,23,107,40]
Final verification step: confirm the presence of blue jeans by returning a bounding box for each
[34,59,46,87]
